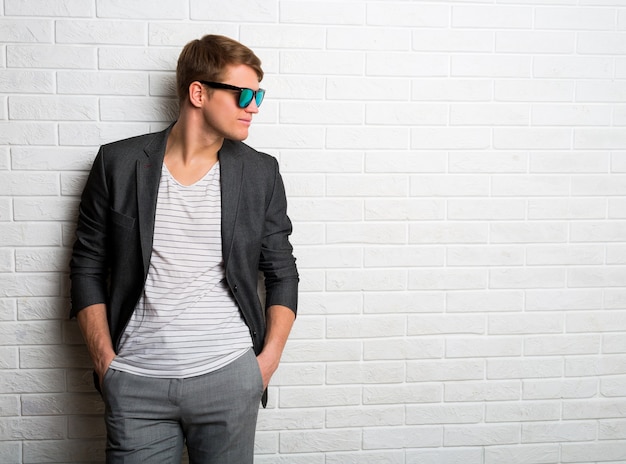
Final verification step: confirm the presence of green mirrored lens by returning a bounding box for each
[239,89,254,108]
[255,89,265,107]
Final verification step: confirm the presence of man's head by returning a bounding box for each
[176,35,263,105]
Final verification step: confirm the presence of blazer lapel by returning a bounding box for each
[137,125,171,275]
[219,140,244,270]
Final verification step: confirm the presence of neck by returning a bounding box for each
[166,111,223,164]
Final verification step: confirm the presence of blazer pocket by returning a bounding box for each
[109,209,136,230]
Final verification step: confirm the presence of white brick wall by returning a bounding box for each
[1,1,626,462]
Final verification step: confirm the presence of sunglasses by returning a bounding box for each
[198,81,265,108]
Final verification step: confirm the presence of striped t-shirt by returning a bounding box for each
[109,161,252,378]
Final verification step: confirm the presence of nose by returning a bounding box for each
[245,99,259,114]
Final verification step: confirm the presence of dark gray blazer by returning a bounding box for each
[70,124,298,364]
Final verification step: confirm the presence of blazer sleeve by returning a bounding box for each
[69,147,111,318]
[259,158,299,315]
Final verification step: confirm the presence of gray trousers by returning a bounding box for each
[101,349,264,464]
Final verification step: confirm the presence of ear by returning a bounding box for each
[188,81,205,108]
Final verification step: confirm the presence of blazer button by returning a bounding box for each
[233,285,238,292]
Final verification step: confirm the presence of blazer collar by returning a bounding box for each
[137,123,172,274]
[218,139,244,270]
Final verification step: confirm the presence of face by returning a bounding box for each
[199,64,261,142]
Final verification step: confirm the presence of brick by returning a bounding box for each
[279,386,361,408]
[409,268,487,290]
[534,56,613,78]
[327,269,407,291]
[5,0,93,16]
[447,246,525,267]
[58,122,149,146]
[363,384,442,405]
[280,1,363,25]
[497,31,575,54]
[364,246,443,267]
[328,77,409,101]
[270,363,325,386]
[0,370,65,394]
[299,293,362,315]
[408,314,485,335]
[367,102,447,126]
[450,103,530,126]
[281,150,362,173]
[100,97,178,122]
[445,381,521,402]
[327,223,406,245]
[368,3,449,27]
[367,151,446,173]
[577,80,626,102]
[7,45,96,69]
[98,47,179,71]
[9,96,97,121]
[281,429,361,453]
[448,199,525,220]
[535,7,615,30]
[522,378,598,400]
[489,267,567,289]
[448,152,528,173]
[326,361,405,385]
[490,222,568,244]
[281,50,363,76]
[447,337,522,359]
[487,401,561,422]
[0,442,21,464]
[452,55,531,78]
[408,403,483,426]
[363,426,442,449]
[99,0,186,19]
[0,416,66,440]
[0,348,18,369]
[489,314,564,335]
[365,199,445,221]
[411,128,491,149]
[57,71,147,95]
[485,444,560,464]
[565,355,626,377]
[327,451,403,464]
[367,53,448,78]
[281,101,363,125]
[364,292,445,314]
[15,248,71,272]
[444,424,520,446]
[23,439,105,463]
[532,105,611,127]
[452,5,532,29]
[0,122,56,145]
[414,30,493,52]
[408,448,483,464]
[495,79,575,102]
[448,290,524,313]
[56,19,146,44]
[488,358,564,379]
[407,360,485,382]
[0,19,52,43]
[364,338,443,361]
[282,340,360,363]
[409,223,488,244]
[327,127,408,150]
[598,419,626,440]
[328,27,410,51]
[328,174,407,197]
[525,288,603,311]
[526,246,605,266]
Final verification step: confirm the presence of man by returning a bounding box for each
[69,35,298,463]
